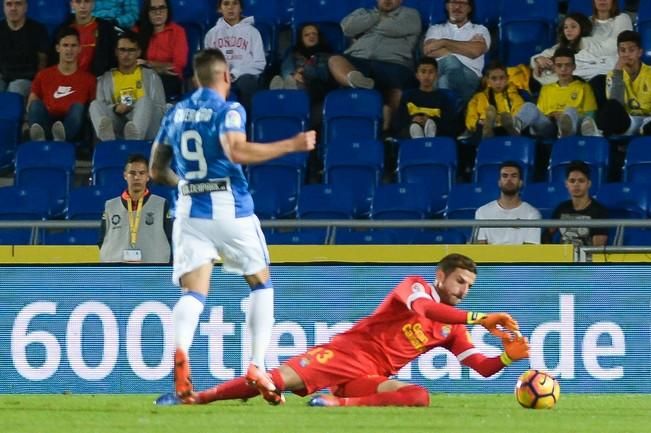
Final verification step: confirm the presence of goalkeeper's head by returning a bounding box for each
[434,254,477,305]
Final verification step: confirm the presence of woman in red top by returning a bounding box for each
[135,0,188,99]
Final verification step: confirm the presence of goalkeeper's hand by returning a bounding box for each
[500,334,530,365]
[467,312,520,339]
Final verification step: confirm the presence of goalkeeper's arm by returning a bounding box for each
[461,335,530,377]
[411,298,519,337]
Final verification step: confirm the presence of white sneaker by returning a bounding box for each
[29,123,46,141]
[269,75,284,90]
[97,116,115,141]
[124,121,141,140]
[558,113,574,138]
[423,118,437,137]
[51,121,66,141]
[346,70,374,89]
[580,117,601,136]
[409,123,425,138]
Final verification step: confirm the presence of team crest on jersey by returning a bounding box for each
[225,110,242,128]
[111,215,121,225]
[299,357,310,367]
[440,325,451,337]
[145,212,155,225]
[571,92,578,100]
[411,282,425,294]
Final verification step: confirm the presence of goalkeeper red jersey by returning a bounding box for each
[327,276,479,377]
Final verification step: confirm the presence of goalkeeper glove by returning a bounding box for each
[500,334,530,365]
[466,312,520,339]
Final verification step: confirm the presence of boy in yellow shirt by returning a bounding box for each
[597,30,651,136]
[507,47,598,138]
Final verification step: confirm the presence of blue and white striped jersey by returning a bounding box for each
[156,88,254,219]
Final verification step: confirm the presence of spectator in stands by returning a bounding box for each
[474,161,541,245]
[94,0,140,30]
[543,160,608,247]
[90,31,166,141]
[531,13,617,89]
[327,0,421,132]
[136,0,188,99]
[465,61,525,140]
[596,30,651,136]
[27,27,96,142]
[53,0,119,77]
[394,57,455,138]
[99,153,172,263]
[589,0,633,106]
[506,48,598,138]
[0,0,48,98]
[269,23,334,101]
[423,0,490,105]
[204,0,265,114]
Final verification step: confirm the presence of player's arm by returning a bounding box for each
[149,140,180,187]
[449,328,529,377]
[399,277,520,337]
[220,130,316,165]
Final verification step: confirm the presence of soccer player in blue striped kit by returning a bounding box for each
[149,48,316,404]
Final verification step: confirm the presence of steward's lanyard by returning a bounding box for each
[127,197,143,247]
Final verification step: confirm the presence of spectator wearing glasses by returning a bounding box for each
[51,0,119,77]
[423,0,490,105]
[90,30,166,141]
[0,0,49,98]
[135,0,188,99]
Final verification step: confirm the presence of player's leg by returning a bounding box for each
[169,218,220,401]
[310,378,430,407]
[194,364,307,404]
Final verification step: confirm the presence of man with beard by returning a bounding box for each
[474,161,541,244]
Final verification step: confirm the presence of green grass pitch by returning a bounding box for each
[1,394,649,433]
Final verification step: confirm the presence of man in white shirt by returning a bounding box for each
[422,0,490,104]
[474,161,541,245]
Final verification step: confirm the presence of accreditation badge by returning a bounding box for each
[122,249,142,262]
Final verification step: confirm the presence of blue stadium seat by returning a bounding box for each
[639,0,651,62]
[0,92,24,170]
[292,0,356,52]
[371,184,429,220]
[444,182,500,242]
[474,136,536,184]
[324,139,384,217]
[548,136,610,186]
[27,0,69,38]
[595,182,648,245]
[265,228,329,244]
[594,182,648,219]
[15,141,76,217]
[297,184,355,219]
[473,0,500,29]
[322,89,383,154]
[521,182,567,219]
[0,186,50,244]
[427,0,447,24]
[92,140,152,188]
[623,136,651,184]
[248,163,303,219]
[333,229,395,245]
[251,90,310,142]
[42,186,114,245]
[499,0,557,65]
[622,228,651,246]
[397,137,457,212]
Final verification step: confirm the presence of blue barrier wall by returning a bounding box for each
[1,264,649,394]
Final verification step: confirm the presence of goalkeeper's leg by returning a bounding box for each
[328,378,430,407]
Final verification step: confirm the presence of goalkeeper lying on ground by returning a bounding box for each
[157,253,530,407]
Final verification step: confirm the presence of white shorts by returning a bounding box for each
[171,214,270,286]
